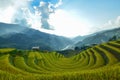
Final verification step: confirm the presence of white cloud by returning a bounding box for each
[90,16,120,34]
[32,0,63,30]
[0,0,13,9]
[40,1,46,7]
[116,16,120,26]
[0,0,29,23]
[21,8,41,29]
[54,0,62,8]
[101,16,120,30]
[0,6,15,23]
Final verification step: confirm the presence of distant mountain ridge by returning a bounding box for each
[0,22,73,51]
[1,22,120,51]
[0,22,27,36]
[74,27,120,49]
[64,27,120,50]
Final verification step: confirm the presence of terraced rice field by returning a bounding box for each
[0,40,120,80]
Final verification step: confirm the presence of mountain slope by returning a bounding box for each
[0,22,27,36]
[73,28,120,49]
[0,23,73,50]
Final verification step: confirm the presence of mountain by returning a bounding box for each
[0,22,27,36]
[72,35,92,43]
[0,22,73,51]
[71,28,120,49]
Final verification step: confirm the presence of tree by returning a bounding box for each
[109,35,117,41]
[74,47,79,51]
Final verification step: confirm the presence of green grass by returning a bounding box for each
[0,40,120,80]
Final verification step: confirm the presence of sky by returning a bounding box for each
[0,0,120,37]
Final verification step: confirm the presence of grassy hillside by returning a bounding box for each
[0,40,120,80]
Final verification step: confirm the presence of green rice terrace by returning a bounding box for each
[0,40,120,80]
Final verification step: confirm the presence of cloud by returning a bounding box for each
[54,0,62,8]
[0,0,15,23]
[0,0,63,30]
[32,0,62,30]
[102,16,120,30]
[0,0,29,23]
[0,6,15,23]
[0,0,12,9]
[90,16,120,34]
[0,0,31,9]
[38,1,52,29]
[116,16,120,26]
[16,7,41,28]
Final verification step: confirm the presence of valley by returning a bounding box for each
[0,0,120,79]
